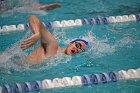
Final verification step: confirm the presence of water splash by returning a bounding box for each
[0,31,31,73]
[79,31,116,58]
[53,28,70,46]
[28,52,72,71]
[0,0,47,16]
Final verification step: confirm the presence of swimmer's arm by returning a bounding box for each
[20,15,57,50]
[39,3,61,10]
[39,21,58,50]
[20,15,41,50]
[28,15,40,34]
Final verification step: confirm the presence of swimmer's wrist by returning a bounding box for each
[35,33,40,40]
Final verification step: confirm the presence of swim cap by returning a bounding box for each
[70,39,89,45]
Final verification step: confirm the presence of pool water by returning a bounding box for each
[0,0,140,93]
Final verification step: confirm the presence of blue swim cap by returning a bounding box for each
[70,39,89,45]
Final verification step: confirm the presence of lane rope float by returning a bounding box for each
[0,14,140,33]
[0,68,140,93]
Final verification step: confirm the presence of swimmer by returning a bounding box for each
[29,3,61,11]
[0,1,61,12]
[39,3,61,10]
[20,15,88,64]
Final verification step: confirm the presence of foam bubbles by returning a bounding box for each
[115,36,134,48]
[79,31,116,58]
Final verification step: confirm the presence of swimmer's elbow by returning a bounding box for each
[29,15,37,19]
[28,15,41,24]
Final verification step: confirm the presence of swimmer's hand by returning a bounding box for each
[39,3,61,10]
[20,33,39,50]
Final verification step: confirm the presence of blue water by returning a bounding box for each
[0,0,140,93]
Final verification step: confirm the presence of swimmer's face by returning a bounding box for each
[65,41,86,55]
